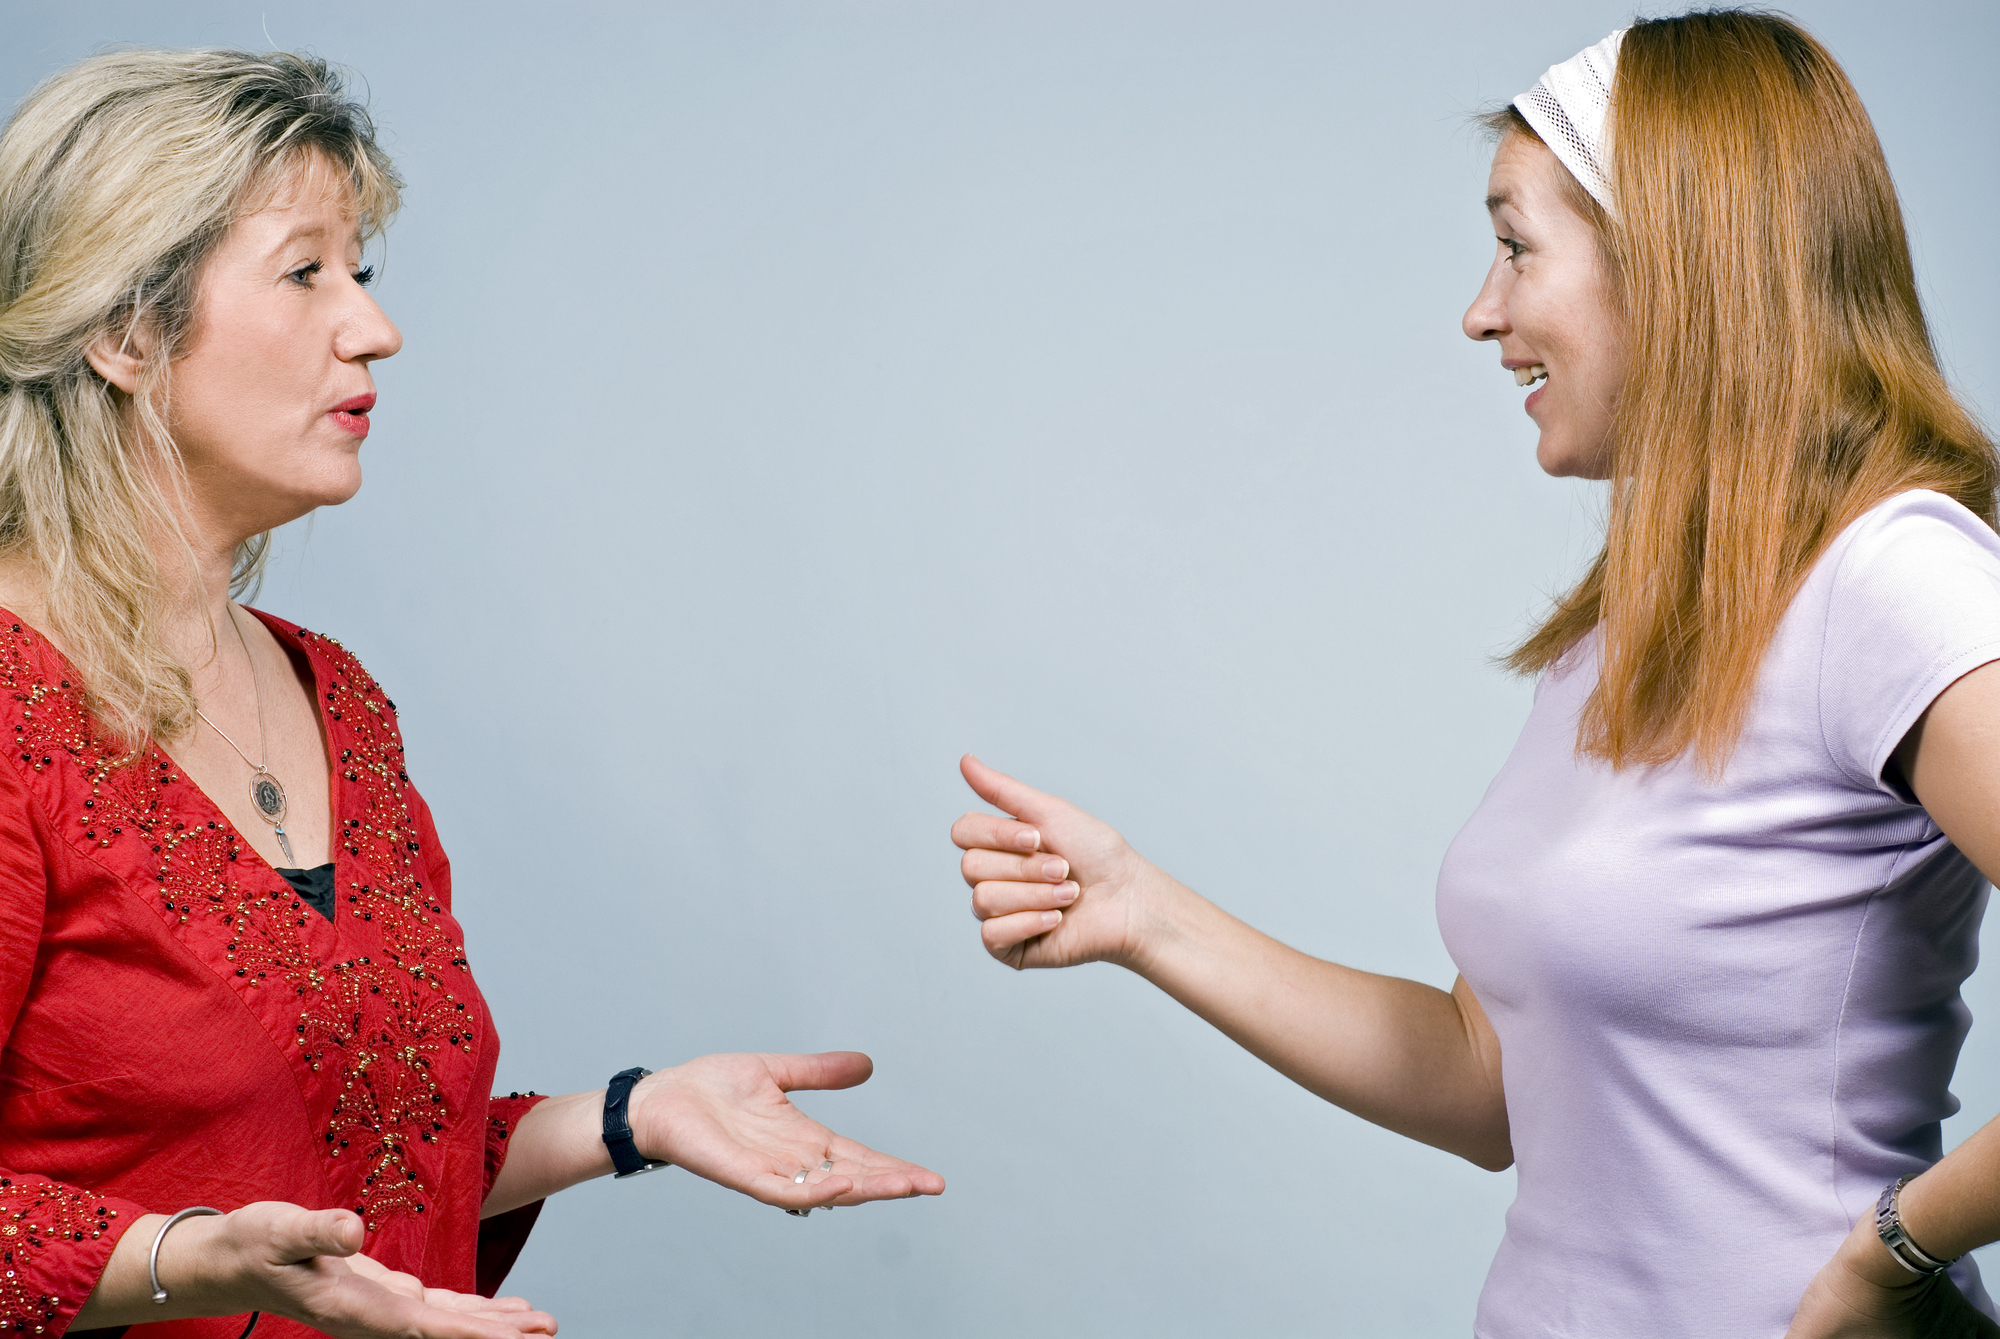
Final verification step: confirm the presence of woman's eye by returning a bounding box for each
[286,259,324,288]
[353,265,376,289]
[1499,236,1526,262]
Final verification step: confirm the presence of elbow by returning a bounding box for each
[1449,1123,1513,1172]
[1417,1125,1513,1171]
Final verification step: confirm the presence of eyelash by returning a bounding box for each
[1499,237,1526,262]
[286,260,377,289]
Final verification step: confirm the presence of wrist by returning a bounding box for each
[96,1210,241,1323]
[1116,863,1200,978]
[165,1211,255,1315]
[1838,1206,1935,1293]
[611,1069,673,1174]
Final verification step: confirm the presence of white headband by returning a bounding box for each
[1513,29,1627,211]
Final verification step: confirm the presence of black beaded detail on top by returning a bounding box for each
[0,618,480,1244]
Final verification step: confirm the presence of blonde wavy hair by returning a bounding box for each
[1497,10,1997,772]
[0,49,400,749]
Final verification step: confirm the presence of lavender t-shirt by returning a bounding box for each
[1438,491,2000,1337]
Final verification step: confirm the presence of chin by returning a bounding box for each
[274,463,364,520]
[306,456,365,505]
[1534,436,1612,481]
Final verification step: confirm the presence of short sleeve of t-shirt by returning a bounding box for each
[1818,490,2000,793]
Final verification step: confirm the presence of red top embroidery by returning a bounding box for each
[0,611,541,1338]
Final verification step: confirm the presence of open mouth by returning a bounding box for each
[1512,363,1549,387]
[329,394,376,436]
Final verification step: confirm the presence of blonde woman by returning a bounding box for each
[0,49,941,1339]
[955,11,2000,1337]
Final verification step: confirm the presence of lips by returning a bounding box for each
[328,393,375,439]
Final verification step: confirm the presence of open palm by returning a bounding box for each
[630,1052,945,1211]
[212,1203,557,1339]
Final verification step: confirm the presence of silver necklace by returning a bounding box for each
[193,605,295,864]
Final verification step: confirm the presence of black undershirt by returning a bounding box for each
[276,863,336,921]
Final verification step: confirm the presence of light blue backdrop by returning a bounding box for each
[7,3,1997,1334]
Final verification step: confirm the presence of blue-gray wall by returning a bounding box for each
[7,3,1996,1334]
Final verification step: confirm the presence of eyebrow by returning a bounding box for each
[1485,190,1513,214]
[259,219,331,257]
[258,218,364,264]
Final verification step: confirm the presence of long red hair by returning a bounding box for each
[1504,10,1997,771]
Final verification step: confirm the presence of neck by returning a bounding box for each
[181,532,245,637]
[109,503,253,684]
[0,459,264,661]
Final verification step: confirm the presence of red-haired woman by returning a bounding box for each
[953,12,2000,1337]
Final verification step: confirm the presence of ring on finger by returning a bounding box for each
[786,1164,826,1217]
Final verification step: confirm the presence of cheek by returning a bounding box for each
[176,330,314,439]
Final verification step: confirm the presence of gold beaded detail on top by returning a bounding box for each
[0,618,480,1243]
[0,1179,116,1334]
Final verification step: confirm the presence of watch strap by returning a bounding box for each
[603,1066,669,1178]
[1876,1174,1955,1276]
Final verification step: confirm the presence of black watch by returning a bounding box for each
[602,1066,669,1178]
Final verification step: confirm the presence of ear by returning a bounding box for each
[83,322,150,395]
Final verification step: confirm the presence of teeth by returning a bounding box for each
[1512,364,1548,387]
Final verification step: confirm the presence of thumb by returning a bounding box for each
[960,754,1061,824]
[277,1207,364,1262]
[764,1050,873,1093]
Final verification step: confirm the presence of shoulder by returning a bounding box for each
[1810,491,2000,788]
[248,611,399,716]
[1809,489,2000,659]
[1823,490,2000,592]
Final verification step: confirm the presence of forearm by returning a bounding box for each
[1895,1115,2000,1265]
[73,1215,195,1335]
[74,1213,243,1330]
[1128,874,1511,1169]
[1796,1115,2000,1323]
[482,1089,614,1217]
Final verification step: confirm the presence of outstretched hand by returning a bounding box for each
[631,1052,944,1211]
[74,1201,558,1338]
[285,1241,556,1339]
[950,754,1165,970]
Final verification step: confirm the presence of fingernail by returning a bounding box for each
[1041,857,1068,881]
[1018,829,1041,851]
[1055,881,1079,905]
[1040,909,1062,928]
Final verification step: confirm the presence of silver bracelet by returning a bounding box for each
[1875,1175,1957,1277]
[149,1206,222,1304]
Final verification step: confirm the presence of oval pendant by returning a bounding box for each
[249,770,288,826]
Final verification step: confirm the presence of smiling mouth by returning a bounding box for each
[1513,363,1549,387]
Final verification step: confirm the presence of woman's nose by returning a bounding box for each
[1463,263,1510,343]
[341,289,403,364]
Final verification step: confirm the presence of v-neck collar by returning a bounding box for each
[0,603,344,934]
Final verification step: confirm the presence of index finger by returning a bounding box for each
[951,812,1040,853]
[822,1137,948,1201]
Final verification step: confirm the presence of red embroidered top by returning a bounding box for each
[0,611,541,1339]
